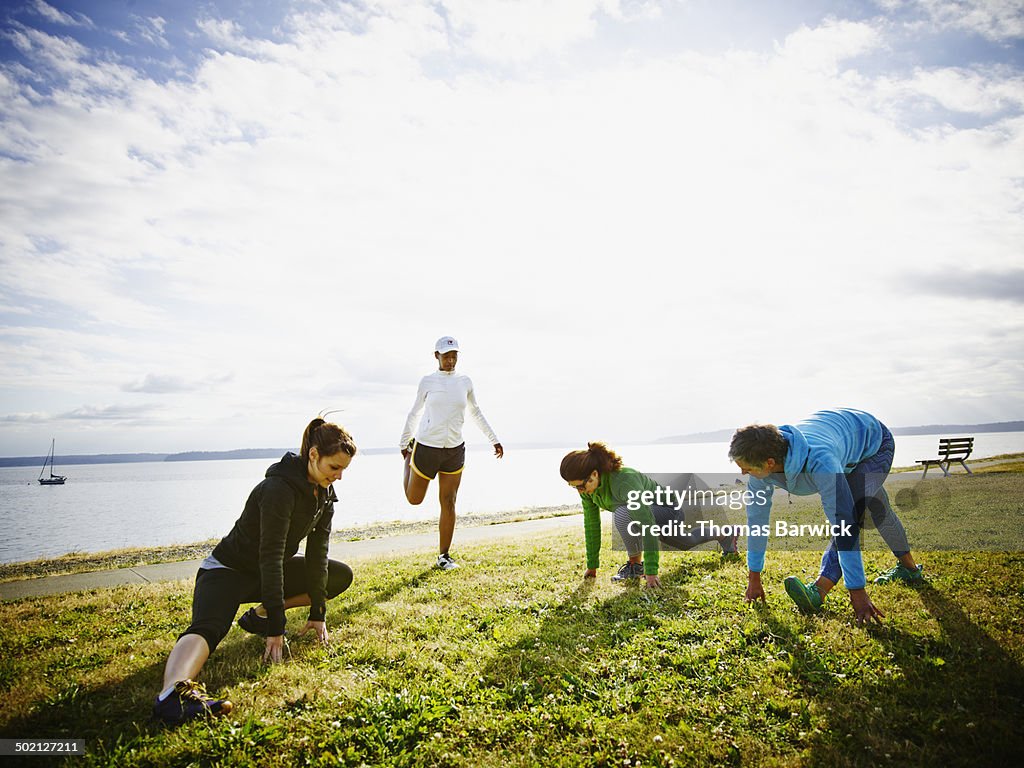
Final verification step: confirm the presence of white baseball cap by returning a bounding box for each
[434,336,460,354]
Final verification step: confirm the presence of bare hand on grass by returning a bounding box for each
[297,620,329,644]
[264,635,286,663]
[849,588,884,626]
[746,571,767,603]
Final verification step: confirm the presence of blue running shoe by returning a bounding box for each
[152,679,232,726]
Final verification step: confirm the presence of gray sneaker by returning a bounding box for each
[436,553,460,571]
[611,561,644,582]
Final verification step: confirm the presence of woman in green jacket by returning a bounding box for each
[560,442,738,588]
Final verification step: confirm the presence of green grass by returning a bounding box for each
[1,474,1022,767]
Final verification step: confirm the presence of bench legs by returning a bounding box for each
[919,460,971,478]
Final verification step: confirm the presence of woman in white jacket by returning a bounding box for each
[400,336,503,570]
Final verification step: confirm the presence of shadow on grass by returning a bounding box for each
[0,566,439,756]
[330,566,436,622]
[465,552,738,762]
[0,628,278,766]
[481,551,730,673]
[759,580,1024,767]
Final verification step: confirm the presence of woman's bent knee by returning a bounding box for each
[178,624,227,655]
[326,560,354,599]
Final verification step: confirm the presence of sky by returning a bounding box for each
[0,0,1022,457]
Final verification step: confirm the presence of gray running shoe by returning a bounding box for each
[611,561,644,582]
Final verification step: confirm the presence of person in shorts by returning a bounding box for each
[400,336,503,570]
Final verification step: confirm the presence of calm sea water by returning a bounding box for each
[1,433,1021,564]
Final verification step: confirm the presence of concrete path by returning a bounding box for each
[0,514,581,602]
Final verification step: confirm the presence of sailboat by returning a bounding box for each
[38,439,67,485]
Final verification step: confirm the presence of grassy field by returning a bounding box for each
[0,471,1022,767]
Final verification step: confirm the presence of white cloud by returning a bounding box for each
[880,0,1024,40]
[28,0,92,29]
[133,15,170,50]
[891,66,1024,114]
[1,3,1022,454]
[919,0,1024,41]
[775,18,883,73]
[442,0,613,62]
[121,372,236,394]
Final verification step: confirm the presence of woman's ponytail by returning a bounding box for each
[559,441,623,481]
[301,418,357,459]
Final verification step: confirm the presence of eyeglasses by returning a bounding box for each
[568,477,592,493]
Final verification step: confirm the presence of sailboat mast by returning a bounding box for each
[38,439,53,480]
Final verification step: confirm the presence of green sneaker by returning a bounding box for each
[873,563,924,585]
[784,576,823,614]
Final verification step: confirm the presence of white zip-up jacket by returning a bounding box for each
[400,370,499,449]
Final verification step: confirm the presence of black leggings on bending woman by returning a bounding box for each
[182,556,353,652]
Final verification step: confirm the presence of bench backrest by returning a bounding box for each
[938,437,973,459]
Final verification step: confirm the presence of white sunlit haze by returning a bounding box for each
[1,0,1022,456]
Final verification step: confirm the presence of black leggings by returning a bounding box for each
[181,556,353,653]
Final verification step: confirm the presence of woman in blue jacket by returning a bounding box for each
[152,417,357,725]
[730,408,923,625]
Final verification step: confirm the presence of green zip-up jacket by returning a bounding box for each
[580,467,661,576]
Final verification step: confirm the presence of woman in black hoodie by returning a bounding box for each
[152,418,357,726]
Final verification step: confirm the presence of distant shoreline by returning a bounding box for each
[0,446,393,468]
[2,421,1023,467]
[656,420,1024,444]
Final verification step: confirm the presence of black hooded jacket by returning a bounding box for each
[211,453,336,636]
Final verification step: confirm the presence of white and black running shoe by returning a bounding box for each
[436,553,460,571]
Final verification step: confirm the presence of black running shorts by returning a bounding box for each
[410,441,466,480]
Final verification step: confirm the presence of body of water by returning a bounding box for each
[1,432,1021,564]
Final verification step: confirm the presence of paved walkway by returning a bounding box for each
[0,515,581,602]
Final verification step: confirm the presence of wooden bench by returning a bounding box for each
[917,437,974,478]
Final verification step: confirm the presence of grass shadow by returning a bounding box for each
[464,553,743,763]
[757,580,1024,766]
[0,607,317,744]
[330,566,436,621]
[0,565,443,763]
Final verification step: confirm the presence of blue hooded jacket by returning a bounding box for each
[744,409,885,589]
